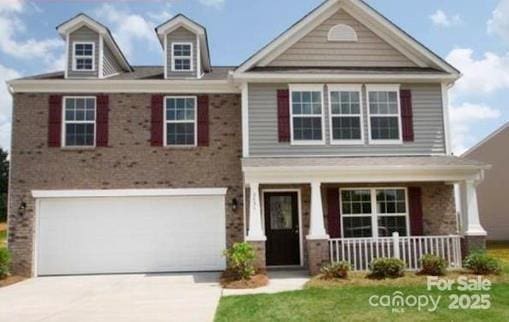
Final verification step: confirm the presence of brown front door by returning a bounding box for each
[264,192,300,266]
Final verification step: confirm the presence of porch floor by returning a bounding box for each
[222,270,309,296]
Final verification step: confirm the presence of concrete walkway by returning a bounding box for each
[222,270,310,296]
[0,273,221,322]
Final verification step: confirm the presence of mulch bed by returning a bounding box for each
[0,276,25,288]
[220,271,269,289]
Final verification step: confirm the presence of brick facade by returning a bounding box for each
[8,93,244,276]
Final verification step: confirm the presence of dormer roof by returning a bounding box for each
[57,13,133,72]
[155,14,211,72]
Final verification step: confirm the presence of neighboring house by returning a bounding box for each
[6,0,489,277]
[462,123,509,241]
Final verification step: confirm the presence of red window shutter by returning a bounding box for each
[96,95,109,147]
[197,95,209,146]
[327,188,341,238]
[277,89,290,142]
[408,187,424,236]
[400,89,414,142]
[151,95,164,146]
[48,95,62,147]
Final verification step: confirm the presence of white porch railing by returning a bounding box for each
[329,233,462,271]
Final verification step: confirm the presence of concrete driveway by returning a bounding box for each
[0,273,222,322]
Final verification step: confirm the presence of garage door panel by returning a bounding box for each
[37,195,226,275]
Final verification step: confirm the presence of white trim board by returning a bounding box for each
[8,80,239,94]
[32,188,228,199]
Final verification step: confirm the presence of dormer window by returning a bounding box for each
[73,42,95,71]
[172,42,193,72]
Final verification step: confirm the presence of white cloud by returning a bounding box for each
[199,0,225,9]
[449,102,501,155]
[0,0,23,13]
[430,9,462,27]
[0,1,63,68]
[0,64,21,150]
[488,0,509,43]
[94,3,161,59]
[446,48,509,96]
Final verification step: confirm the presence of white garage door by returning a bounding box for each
[35,189,227,276]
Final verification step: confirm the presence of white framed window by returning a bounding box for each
[328,84,364,145]
[289,84,325,145]
[164,96,197,147]
[366,85,402,144]
[72,42,95,71]
[171,42,193,72]
[340,187,409,238]
[62,96,96,147]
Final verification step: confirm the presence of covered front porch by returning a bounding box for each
[242,156,490,275]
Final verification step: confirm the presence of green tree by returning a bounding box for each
[0,149,8,222]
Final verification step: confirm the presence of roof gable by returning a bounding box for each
[267,8,417,68]
[462,122,509,157]
[236,0,459,76]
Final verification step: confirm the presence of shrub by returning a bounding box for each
[223,242,256,280]
[463,251,501,275]
[320,261,350,279]
[419,254,447,276]
[0,247,11,279]
[369,257,405,279]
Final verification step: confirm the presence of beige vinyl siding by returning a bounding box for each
[103,43,123,77]
[166,27,198,78]
[268,9,417,67]
[464,126,509,241]
[67,26,100,78]
[248,83,445,156]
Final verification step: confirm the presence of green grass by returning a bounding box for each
[215,243,509,322]
[216,284,509,322]
[0,230,5,247]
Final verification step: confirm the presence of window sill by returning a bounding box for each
[60,146,96,151]
[290,140,326,146]
[330,140,365,145]
[368,140,403,145]
[163,145,198,149]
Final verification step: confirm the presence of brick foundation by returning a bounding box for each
[307,238,330,275]
[461,235,487,258]
[247,240,266,271]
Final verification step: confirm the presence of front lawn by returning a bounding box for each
[216,242,509,322]
[216,284,509,322]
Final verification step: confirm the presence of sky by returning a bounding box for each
[1,0,508,155]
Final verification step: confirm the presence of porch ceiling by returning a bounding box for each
[242,156,490,184]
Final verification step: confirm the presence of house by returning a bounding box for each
[462,123,509,241]
[6,0,489,277]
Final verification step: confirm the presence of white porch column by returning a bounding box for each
[459,180,487,236]
[307,181,329,240]
[246,182,266,241]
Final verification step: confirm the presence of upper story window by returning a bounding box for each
[290,85,324,144]
[72,42,94,71]
[341,188,408,238]
[63,97,96,147]
[367,85,402,144]
[328,85,363,144]
[164,96,197,146]
[171,43,193,72]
